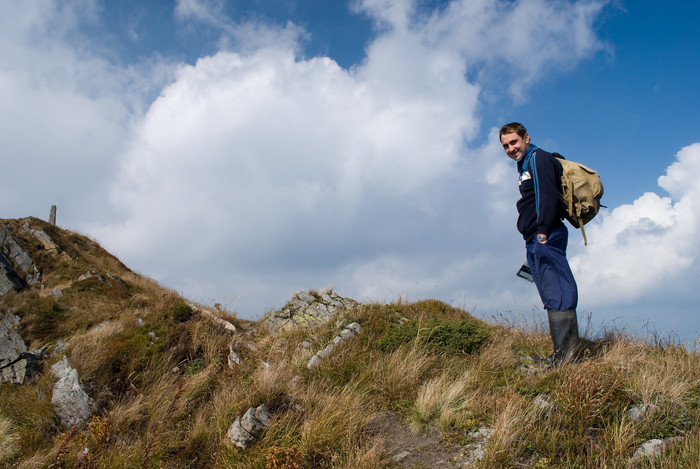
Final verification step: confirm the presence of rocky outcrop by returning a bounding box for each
[0,254,23,297]
[0,225,41,291]
[51,356,94,428]
[263,289,358,334]
[0,311,46,384]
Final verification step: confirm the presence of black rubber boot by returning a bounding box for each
[547,309,579,366]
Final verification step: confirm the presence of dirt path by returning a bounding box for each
[368,412,488,468]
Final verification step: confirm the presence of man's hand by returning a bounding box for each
[537,234,548,244]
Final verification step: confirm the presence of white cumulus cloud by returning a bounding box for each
[571,144,700,317]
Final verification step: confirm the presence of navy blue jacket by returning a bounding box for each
[516,145,566,240]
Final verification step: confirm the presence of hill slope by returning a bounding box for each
[0,217,698,468]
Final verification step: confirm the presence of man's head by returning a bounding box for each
[500,122,530,161]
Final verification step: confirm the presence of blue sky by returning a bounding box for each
[1,0,699,344]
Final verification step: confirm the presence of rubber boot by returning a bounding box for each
[548,309,579,366]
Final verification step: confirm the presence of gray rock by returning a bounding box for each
[627,403,658,422]
[54,340,69,355]
[296,290,316,304]
[632,437,682,460]
[307,322,362,371]
[264,290,358,334]
[532,394,551,410]
[0,253,23,297]
[465,427,492,463]
[227,404,271,449]
[633,439,664,459]
[228,344,242,368]
[32,230,57,250]
[307,355,321,371]
[1,226,41,286]
[51,356,94,428]
[1,312,29,384]
[78,270,100,281]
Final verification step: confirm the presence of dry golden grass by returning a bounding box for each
[0,415,18,463]
[298,384,375,466]
[371,342,436,408]
[411,369,475,433]
[486,393,541,460]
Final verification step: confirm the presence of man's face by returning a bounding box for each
[500,132,530,161]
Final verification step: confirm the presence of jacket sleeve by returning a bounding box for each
[531,151,562,237]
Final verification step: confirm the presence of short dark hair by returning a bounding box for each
[500,122,527,138]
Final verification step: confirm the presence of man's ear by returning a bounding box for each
[524,133,530,145]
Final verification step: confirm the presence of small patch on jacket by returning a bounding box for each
[519,171,531,185]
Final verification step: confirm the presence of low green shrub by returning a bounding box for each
[165,299,193,323]
[377,317,489,355]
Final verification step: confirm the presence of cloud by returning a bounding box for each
[0,0,133,220]
[90,33,484,308]
[82,0,615,316]
[355,0,611,101]
[570,144,700,308]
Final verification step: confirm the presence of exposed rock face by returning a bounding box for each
[264,289,358,334]
[0,254,23,297]
[0,225,41,291]
[0,311,45,384]
[227,404,271,449]
[25,224,58,252]
[1,312,27,383]
[51,356,94,428]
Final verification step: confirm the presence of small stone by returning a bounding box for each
[627,403,658,422]
[633,439,665,459]
[532,394,551,409]
[228,345,242,368]
[307,355,321,371]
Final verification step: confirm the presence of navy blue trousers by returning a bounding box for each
[526,224,578,311]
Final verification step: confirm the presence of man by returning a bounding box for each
[500,122,579,365]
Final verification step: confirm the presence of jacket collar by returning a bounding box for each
[517,144,538,174]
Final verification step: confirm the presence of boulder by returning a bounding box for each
[227,404,271,449]
[51,356,94,428]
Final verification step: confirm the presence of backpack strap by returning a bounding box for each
[569,182,588,245]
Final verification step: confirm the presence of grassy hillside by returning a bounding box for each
[0,217,698,468]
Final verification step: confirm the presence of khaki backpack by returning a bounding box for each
[552,153,604,245]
